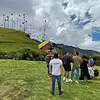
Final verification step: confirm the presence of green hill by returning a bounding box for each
[0,28,63,60]
[0,28,38,52]
[0,28,46,60]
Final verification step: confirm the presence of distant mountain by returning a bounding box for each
[32,39,41,43]
[54,43,100,56]
[32,39,100,56]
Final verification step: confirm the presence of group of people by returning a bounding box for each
[63,52,94,83]
[45,49,98,95]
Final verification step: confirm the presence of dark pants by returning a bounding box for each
[51,75,62,94]
[80,68,91,80]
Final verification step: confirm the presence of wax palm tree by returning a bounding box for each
[42,20,46,41]
[3,14,5,28]
[4,19,7,28]
[7,16,9,28]
[18,14,21,30]
[23,14,26,32]
[16,20,19,30]
[11,13,13,29]
[13,21,15,29]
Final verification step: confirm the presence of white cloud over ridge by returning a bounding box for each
[0,0,100,52]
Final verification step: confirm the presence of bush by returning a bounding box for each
[93,56,100,66]
[0,47,46,61]
[0,52,7,59]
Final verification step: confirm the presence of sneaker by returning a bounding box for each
[69,79,73,82]
[63,77,66,81]
[59,91,63,95]
[75,80,79,84]
[66,79,69,82]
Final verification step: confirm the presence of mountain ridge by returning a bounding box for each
[32,39,100,56]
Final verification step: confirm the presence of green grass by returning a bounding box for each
[0,28,39,52]
[0,59,100,100]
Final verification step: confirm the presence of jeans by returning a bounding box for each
[51,75,61,93]
[71,67,80,80]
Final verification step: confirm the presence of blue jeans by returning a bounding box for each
[71,67,80,80]
[51,75,61,93]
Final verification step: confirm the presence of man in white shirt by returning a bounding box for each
[49,53,63,95]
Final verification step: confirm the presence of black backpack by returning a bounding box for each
[94,69,99,77]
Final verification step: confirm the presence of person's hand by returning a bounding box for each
[49,72,52,77]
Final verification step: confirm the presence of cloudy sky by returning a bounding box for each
[0,0,100,52]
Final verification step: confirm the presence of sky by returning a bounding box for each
[0,0,100,52]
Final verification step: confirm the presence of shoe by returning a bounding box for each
[75,80,79,84]
[63,77,66,81]
[50,91,54,95]
[66,79,69,82]
[69,79,73,82]
[59,91,63,95]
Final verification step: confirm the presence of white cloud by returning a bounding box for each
[0,0,100,52]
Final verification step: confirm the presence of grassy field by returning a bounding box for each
[0,28,38,52]
[0,59,100,100]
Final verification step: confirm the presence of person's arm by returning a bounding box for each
[49,61,52,75]
[49,65,52,74]
[80,57,83,64]
[60,64,63,75]
[72,57,74,63]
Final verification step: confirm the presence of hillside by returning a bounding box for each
[0,28,38,52]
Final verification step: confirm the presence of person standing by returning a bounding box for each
[45,50,52,76]
[71,52,82,83]
[49,53,63,95]
[80,55,91,80]
[63,52,72,82]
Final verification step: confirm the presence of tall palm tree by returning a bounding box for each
[11,13,13,29]
[13,21,15,29]
[23,14,26,32]
[3,14,5,28]
[25,20,27,32]
[18,15,21,30]
[16,20,19,30]
[22,22,24,31]
[4,19,7,28]
[7,16,9,28]
[42,20,46,41]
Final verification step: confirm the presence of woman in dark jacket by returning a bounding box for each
[80,55,91,80]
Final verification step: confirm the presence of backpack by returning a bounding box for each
[94,69,99,77]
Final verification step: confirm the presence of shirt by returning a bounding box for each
[63,54,72,65]
[73,56,82,68]
[49,58,62,75]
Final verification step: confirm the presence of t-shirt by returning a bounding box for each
[63,54,72,65]
[73,56,82,68]
[49,58,62,75]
